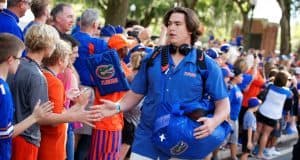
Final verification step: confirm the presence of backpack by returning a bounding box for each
[86,49,130,96]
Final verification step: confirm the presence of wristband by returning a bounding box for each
[116,103,121,113]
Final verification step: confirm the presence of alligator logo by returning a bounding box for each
[170,141,189,155]
[96,64,115,80]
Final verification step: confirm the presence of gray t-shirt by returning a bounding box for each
[7,58,48,147]
[243,111,256,131]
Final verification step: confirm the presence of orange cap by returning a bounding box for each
[108,34,129,50]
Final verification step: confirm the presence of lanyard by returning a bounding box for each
[43,67,56,76]
[24,56,42,71]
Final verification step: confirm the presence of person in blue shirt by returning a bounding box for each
[72,9,108,87]
[240,97,260,160]
[95,7,230,159]
[71,17,81,35]
[23,0,50,35]
[0,33,53,160]
[0,0,31,57]
[227,67,243,160]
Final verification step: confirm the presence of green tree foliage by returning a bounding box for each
[51,0,241,40]
[129,0,240,39]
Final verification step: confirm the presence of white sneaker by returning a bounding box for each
[269,148,281,156]
[263,148,272,157]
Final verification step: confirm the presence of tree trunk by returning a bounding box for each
[278,0,291,54]
[241,14,250,50]
[182,0,198,10]
[105,0,129,26]
[140,8,155,27]
[232,0,252,50]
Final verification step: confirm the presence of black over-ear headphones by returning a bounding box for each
[169,44,192,56]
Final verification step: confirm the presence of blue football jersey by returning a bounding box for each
[0,78,14,159]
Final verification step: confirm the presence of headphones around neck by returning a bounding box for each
[169,44,192,56]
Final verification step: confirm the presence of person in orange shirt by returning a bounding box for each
[89,34,132,160]
[39,39,94,160]
[239,55,265,133]
[39,40,70,160]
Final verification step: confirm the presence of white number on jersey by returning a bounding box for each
[0,84,6,95]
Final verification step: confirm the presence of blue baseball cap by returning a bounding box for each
[205,48,219,59]
[100,24,116,37]
[248,97,261,108]
[115,25,124,34]
[220,44,230,54]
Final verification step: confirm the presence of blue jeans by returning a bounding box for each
[67,124,74,160]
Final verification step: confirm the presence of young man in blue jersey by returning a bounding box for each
[0,0,32,57]
[95,7,230,159]
[23,0,50,35]
[0,33,53,160]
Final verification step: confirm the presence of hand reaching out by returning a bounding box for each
[12,100,53,137]
[32,100,53,122]
[67,98,121,128]
[95,99,120,118]
[67,103,102,128]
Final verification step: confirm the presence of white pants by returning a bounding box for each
[130,152,207,160]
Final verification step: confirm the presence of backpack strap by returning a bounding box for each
[146,45,169,73]
[196,49,209,95]
[196,48,206,70]
[146,46,162,68]
[146,46,208,79]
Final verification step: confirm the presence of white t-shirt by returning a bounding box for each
[259,84,292,120]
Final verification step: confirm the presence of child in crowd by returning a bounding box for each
[57,34,80,160]
[39,39,93,160]
[227,67,243,160]
[0,33,52,160]
[240,97,260,160]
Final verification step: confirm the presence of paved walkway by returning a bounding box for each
[216,134,298,160]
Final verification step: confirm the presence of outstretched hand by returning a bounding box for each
[68,98,119,128]
[32,100,53,122]
[67,103,102,128]
[93,99,119,118]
